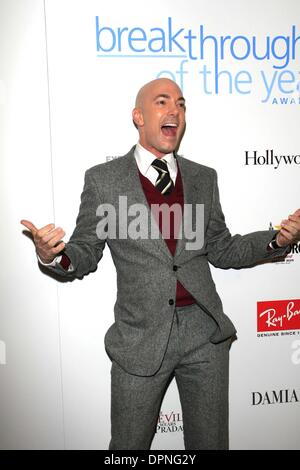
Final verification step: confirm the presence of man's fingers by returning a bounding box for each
[20,220,57,240]
[279,228,294,242]
[45,231,66,249]
[279,224,297,240]
[36,223,56,238]
[277,229,292,245]
[40,228,65,246]
[52,242,65,254]
[292,208,300,217]
[280,219,288,227]
[283,217,300,233]
[20,219,38,235]
[288,215,300,224]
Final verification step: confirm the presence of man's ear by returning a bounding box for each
[132,107,144,128]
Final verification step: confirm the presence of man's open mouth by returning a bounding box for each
[161,123,178,137]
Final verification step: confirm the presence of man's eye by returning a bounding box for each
[178,102,186,109]
[157,99,166,105]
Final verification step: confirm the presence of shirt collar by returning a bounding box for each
[134,142,177,175]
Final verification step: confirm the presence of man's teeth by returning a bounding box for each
[162,123,178,127]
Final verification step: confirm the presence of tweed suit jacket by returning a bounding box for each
[48,146,287,376]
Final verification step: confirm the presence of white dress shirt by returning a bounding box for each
[134,142,178,185]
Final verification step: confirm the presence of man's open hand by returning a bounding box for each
[276,208,300,247]
[21,220,65,264]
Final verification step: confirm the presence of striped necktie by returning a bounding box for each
[151,158,174,195]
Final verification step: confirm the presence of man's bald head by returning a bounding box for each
[135,78,182,109]
[132,78,186,158]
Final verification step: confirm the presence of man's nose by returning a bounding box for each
[167,102,179,115]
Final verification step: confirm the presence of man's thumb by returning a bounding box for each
[21,219,38,235]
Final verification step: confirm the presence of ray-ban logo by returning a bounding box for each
[257,299,300,332]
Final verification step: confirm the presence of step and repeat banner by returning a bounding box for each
[1,0,299,449]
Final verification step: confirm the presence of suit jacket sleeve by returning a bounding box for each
[206,169,288,269]
[46,169,106,278]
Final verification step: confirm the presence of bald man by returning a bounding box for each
[22,78,300,450]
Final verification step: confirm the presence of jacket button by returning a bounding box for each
[169,299,174,305]
[173,265,178,271]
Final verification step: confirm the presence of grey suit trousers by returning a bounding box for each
[109,303,231,450]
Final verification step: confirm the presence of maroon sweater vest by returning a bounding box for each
[138,167,196,307]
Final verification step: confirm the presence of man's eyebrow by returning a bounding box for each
[153,93,186,102]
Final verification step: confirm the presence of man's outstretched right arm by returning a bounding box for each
[21,169,107,279]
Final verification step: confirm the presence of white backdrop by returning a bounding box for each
[1,0,299,450]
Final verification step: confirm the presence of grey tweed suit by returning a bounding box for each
[47,146,286,448]
[50,146,284,374]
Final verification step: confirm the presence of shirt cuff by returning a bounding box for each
[268,241,278,250]
[37,254,62,266]
[37,253,74,272]
[267,232,284,251]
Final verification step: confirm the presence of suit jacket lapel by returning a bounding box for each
[174,155,203,259]
[117,148,173,262]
